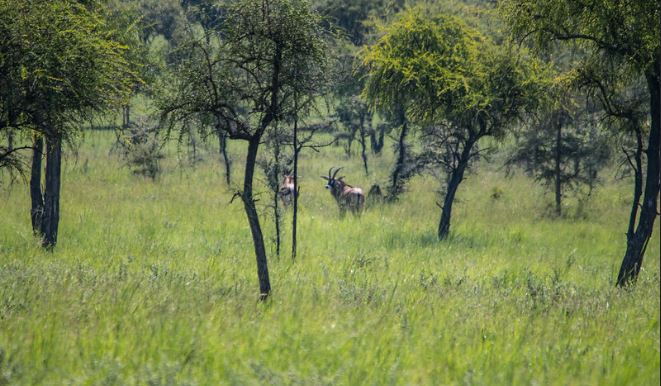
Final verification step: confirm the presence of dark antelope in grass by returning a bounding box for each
[321,167,365,214]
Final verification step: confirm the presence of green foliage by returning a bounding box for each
[507,110,611,200]
[161,0,329,139]
[362,7,543,133]
[362,9,481,120]
[0,0,139,136]
[314,0,404,45]
[499,0,659,75]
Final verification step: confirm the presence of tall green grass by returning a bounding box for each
[0,130,658,385]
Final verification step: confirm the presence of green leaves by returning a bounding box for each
[0,0,140,135]
[361,7,540,136]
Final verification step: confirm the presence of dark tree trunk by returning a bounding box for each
[272,133,282,259]
[41,134,62,248]
[617,69,660,286]
[292,115,299,262]
[273,188,281,258]
[554,117,562,216]
[7,131,13,152]
[359,112,369,176]
[387,117,409,202]
[242,137,271,297]
[438,137,474,240]
[344,126,358,156]
[218,131,231,185]
[122,105,130,128]
[30,135,44,236]
[369,119,385,154]
[626,125,644,241]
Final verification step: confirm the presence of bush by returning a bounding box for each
[116,118,164,179]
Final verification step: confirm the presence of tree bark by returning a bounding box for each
[291,115,300,262]
[242,137,271,297]
[438,137,474,240]
[359,112,369,176]
[369,116,385,154]
[626,124,644,240]
[616,68,660,286]
[30,135,44,236]
[7,131,13,152]
[273,188,281,258]
[218,131,231,185]
[387,116,409,201]
[554,116,562,216]
[122,105,130,128]
[41,133,62,248]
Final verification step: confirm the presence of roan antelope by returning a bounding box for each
[278,172,296,209]
[321,167,365,214]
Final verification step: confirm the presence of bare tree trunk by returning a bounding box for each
[617,69,660,286]
[41,133,62,248]
[387,115,408,202]
[626,125,644,241]
[30,135,44,236]
[292,115,299,262]
[273,188,281,258]
[438,138,474,240]
[122,105,130,129]
[344,125,358,156]
[242,137,271,298]
[359,112,369,176]
[554,117,562,216]
[370,122,385,154]
[218,131,231,185]
[7,131,13,152]
[272,133,282,259]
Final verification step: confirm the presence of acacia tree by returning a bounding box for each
[500,0,660,286]
[0,0,136,247]
[161,0,327,298]
[364,9,540,239]
[507,88,611,217]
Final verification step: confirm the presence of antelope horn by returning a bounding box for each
[332,167,343,179]
[328,167,334,179]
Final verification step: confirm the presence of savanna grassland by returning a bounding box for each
[0,128,659,385]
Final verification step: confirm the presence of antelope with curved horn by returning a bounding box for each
[278,170,296,209]
[321,167,365,214]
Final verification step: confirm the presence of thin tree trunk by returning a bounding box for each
[554,116,562,216]
[218,131,231,185]
[30,135,44,236]
[41,134,62,248]
[617,69,660,286]
[626,125,644,240]
[438,138,474,240]
[387,116,408,202]
[272,132,282,259]
[122,105,130,128]
[274,188,281,258]
[292,114,299,262]
[242,137,271,298]
[359,112,369,176]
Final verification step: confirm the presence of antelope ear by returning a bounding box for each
[338,176,345,180]
[320,176,329,180]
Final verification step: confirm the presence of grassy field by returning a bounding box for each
[0,129,659,385]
